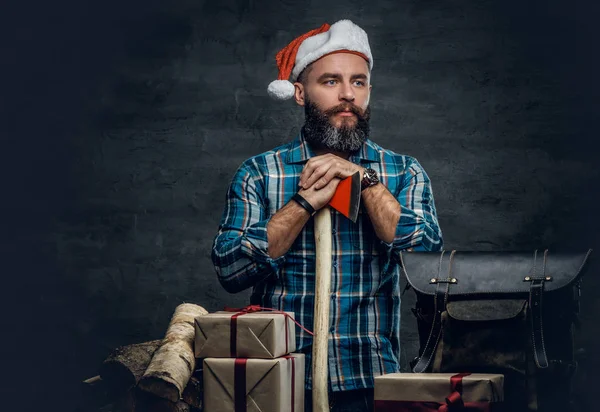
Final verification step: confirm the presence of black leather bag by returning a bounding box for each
[400,249,592,412]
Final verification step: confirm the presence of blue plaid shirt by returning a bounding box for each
[212,132,443,392]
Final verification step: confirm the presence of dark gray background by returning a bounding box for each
[2,0,599,410]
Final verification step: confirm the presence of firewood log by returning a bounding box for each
[135,389,191,412]
[181,375,202,410]
[112,389,192,412]
[100,339,163,392]
[138,303,208,402]
[112,389,136,412]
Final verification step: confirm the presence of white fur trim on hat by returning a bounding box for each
[267,80,296,100]
[291,20,373,81]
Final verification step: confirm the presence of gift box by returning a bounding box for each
[194,309,297,359]
[374,372,504,411]
[203,353,304,412]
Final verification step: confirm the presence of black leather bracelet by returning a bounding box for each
[292,193,316,216]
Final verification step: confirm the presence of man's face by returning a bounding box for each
[294,53,372,154]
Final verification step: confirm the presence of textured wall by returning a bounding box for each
[3,0,599,410]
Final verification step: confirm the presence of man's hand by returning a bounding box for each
[298,177,341,211]
[299,154,365,190]
[267,176,341,259]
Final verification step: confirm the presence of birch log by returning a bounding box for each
[100,339,163,391]
[138,303,208,402]
[312,208,332,412]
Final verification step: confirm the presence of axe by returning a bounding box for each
[312,171,361,412]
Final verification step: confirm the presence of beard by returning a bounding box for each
[302,96,371,154]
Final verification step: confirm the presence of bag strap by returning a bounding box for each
[412,250,457,373]
[528,249,550,368]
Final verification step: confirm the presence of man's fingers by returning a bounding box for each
[318,176,342,196]
[302,163,331,189]
[299,161,318,187]
[299,154,336,187]
[329,177,342,189]
[299,154,359,189]
[314,168,338,190]
[298,176,342,211]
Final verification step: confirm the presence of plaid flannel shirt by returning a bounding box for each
[212,132,443,392]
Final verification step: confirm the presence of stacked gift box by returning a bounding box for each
[194,308,305,412]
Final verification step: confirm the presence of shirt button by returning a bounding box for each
[332,229,337,234]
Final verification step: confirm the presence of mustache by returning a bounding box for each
[323,103,364,117]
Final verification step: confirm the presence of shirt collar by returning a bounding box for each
[285,130,380,164]
[285,131,316,164]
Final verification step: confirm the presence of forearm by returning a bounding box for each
[267,200,311,258]
[212,247,276,293]
[361,183,400,244]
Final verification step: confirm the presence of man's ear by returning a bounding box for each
[293,82,305,106]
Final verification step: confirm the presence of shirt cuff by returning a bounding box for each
[240,218,286,274]
[379,205,429,272]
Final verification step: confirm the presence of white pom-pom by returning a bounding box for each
[267,80,295,100]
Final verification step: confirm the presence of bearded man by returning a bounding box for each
[212,20,444,412]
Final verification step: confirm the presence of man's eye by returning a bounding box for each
[325,80,337,85]
[354,81,365,86]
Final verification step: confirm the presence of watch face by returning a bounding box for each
[367,168,378,182]
[362,168,379,189]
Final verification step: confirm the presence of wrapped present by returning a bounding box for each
[194,306,298,359]
[203,353,304,412]
[374,372,504,411]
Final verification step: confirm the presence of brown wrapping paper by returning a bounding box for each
[203,353,305,412]
[374,373,504,403]
[194,311,297,359]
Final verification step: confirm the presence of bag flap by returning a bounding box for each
[446,299,527,321]
[400,250,592,296]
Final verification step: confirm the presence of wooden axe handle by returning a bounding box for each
[312,207,332,412]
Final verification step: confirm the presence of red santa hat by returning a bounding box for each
[267,20,374,100]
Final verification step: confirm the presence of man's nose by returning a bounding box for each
[338,82,355,102]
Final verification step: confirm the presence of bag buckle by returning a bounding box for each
[429,277,458,284]
[524,276,552,282]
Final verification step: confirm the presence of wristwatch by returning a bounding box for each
[361,168,379,190]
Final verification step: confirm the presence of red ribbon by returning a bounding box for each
[283,355,296,412]
[234,359,247,412]
[233,356,297,412]
[439,372,470,411]
[224,305,314,357]
[374,372,492,412]
[373,400,491,412]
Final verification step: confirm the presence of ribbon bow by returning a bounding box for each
[224,304,314,335]
[438,372,470,412]
[225,304,262,313]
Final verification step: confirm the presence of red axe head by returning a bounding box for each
[328,171,361,223]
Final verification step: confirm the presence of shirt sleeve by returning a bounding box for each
[211,162,286,293]
[380,156,444,268]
